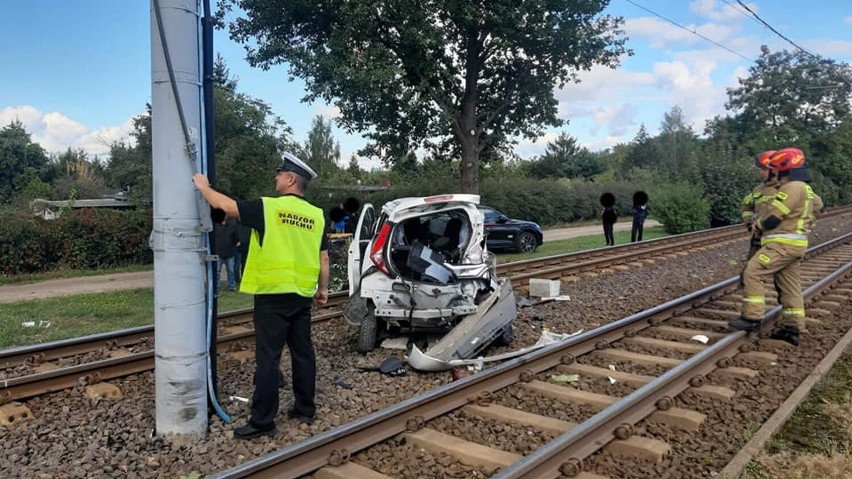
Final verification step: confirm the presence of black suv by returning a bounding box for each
[478,206,543,253]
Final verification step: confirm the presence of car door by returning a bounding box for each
[347,203,375,294]
[479,206,512,249]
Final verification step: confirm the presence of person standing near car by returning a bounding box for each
[193,151,329,439]
[630,191,649,243]
[600,192,618,246]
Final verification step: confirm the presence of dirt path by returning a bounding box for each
[0,271,153,304]
[0,221,661,303]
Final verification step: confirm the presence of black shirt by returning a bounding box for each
[237,195,328,251]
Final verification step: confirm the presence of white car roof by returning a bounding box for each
[382,194,480,222]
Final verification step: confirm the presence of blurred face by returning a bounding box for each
[758,165,771,182]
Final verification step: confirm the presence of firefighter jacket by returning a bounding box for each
[755,177,822,248]
[240,196,325,297]
[740,180,778,225]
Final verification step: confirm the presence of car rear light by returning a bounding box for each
[370,223,391,275]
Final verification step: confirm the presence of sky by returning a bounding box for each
[1,0,851,170]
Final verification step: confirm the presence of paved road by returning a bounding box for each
[0,220,661,303]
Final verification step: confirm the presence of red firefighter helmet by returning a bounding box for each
[755,150,775,168]
[767,148,805,172]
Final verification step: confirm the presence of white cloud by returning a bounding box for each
[314,103,341,120]
[804,39,852,58]
[0,105,134,156]
[690,0,751,23]
[845,16,852,25]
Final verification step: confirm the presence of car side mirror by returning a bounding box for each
[497,215,509,223]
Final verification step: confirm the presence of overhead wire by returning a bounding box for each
[734,0,819,59]
[623,0,753,62]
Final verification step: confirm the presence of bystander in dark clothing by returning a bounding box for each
[631,191,650,242]
[235,220,252,281]
[215,218,239,291]
[600,192,618,247]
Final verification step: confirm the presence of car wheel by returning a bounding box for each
[356,311,378,354]
[515,231,538,253]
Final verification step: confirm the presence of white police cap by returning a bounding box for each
[276,152,317,180]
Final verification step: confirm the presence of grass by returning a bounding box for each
[742,349,852,478]
[0,289,254,349]
[0,226,670,349]
[0,264,152,285]
[497,226,668,263]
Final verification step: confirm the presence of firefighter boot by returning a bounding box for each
[770,325,800,346]
[729,316,762,332]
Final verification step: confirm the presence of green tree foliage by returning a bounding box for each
[222,0,628,193]
[727,46,852,135]
[655,106,700,182]
[304,115,341,177]
[651,182,710,234]
[51,148,108,200]
[0,121,49,202]
[528,132,604,180]
[104,110,153,200]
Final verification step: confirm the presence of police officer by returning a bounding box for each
[729,148,823,346]
[193,152,329,439]
[740,150,778,261]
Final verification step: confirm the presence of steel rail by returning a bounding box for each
[206,232,852,479]
[494,237,852,478]
[0,222,750,375]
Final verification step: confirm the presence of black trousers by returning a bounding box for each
[603,223,614,246]
[250,293,315,427]
[631,220,644,242]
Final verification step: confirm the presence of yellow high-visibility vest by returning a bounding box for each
[240,196,325,297]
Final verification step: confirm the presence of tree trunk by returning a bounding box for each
[459,134,480,194]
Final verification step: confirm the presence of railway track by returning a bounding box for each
[206,232,852,479]
[2,207,851,408]
[0,221,763,399]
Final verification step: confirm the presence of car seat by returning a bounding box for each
[431,217,464,262]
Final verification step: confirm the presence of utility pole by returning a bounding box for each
[151,0,208,437]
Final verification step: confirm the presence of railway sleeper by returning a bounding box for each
[85,382,123,401]
[314,461,392,479]
[0,401,34,427]
[404,427,522,470]
[604,435,671,463]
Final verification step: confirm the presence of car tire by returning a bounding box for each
[514,231,538,253]
[357,311,378,354]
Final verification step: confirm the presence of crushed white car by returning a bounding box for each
[344,194,517,370]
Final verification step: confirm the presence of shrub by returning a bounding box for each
[652,183,711,234]
[0,208,152,276]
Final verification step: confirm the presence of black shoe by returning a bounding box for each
[770,326,800,346]
[729,316,762,332]
[234,422,276,440]
[287,405,315,425]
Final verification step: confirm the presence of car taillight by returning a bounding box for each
[370,223,391,275]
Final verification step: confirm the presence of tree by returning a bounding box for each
[304,115,341,177]
[655,106,699,182]
[104,109,153,200]
[51,148,108,199]
[0,121,49,201]
[528,132,603,180]
[223,0,628,193]
[727,46,852,135]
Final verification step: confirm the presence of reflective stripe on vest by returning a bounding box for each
[240,196,325,297]
[742,296,765,304]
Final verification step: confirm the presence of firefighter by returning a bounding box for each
[729,147,823,346]
[740,150,778,261]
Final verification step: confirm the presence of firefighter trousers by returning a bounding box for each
[741,242,807,331]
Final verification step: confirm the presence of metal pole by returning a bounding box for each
[201,0,219,407]
[151,0,208,436]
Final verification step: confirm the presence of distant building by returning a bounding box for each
[30,194,150,219]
